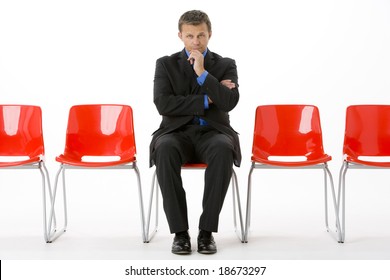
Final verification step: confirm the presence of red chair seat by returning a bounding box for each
[181,163,207,168]
[345,156,390,168]
[0,156,42,167]
[55,154,136,167]
[251,154,332,167]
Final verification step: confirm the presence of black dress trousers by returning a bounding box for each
[153,124,234,233]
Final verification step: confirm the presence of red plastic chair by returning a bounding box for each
[146,163,245,242]
[0,105,53,242]
[338,105,390,242]
[244,105,342,242]
[48,104,146,242]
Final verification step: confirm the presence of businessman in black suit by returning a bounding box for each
[150,10,241,255]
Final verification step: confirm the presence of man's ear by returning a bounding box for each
[178,32,182,40]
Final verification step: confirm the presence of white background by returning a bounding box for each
[1,0,390,278]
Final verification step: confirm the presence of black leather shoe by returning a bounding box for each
[197,232,217,254]
[171,232,191,255]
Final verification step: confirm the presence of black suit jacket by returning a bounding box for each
[150,49,241,167]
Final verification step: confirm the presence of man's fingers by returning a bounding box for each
[220,79,235,89]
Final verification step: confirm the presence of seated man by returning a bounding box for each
[150,10,241,255]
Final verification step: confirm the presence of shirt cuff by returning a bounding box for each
[204,95,209,109]
[196,70,208,85]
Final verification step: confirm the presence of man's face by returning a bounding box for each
[178,23,211,54]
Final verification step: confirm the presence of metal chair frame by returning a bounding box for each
[338,161,390,243]
[1,161,55,242]
[47,162,146,242]
[145,164,245,243]
[245,162,342,242]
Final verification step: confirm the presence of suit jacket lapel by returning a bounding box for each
[204,50,215,70]
[178,49,194,80]
[178,49,201,95]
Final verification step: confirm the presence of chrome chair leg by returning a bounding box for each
[244,163,255,243]
[133,163,147,243]
[324,164,343,242]
[338,161,348,243]
[38,161,54,243]
[47,165,68,242]
[232,169,245,242]
[145,170,159,242]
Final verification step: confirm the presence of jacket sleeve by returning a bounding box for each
[153,58,205,116]
[201,59,239,112]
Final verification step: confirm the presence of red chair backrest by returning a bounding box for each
[63,104,136,160]
[343,105,390,156]
[0,105,44,157]
[252,105,325,159]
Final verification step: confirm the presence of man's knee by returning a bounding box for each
[154,135,187,165]
[155,138,178,157]
[206,138,234,163]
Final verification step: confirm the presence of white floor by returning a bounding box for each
[2,227,390,260]
[1,168,390,261]
[2,168,390,279]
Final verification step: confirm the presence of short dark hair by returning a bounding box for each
[178,10,212,33]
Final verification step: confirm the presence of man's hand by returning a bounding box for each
[220,79,236,90]
[187,50,205,76]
